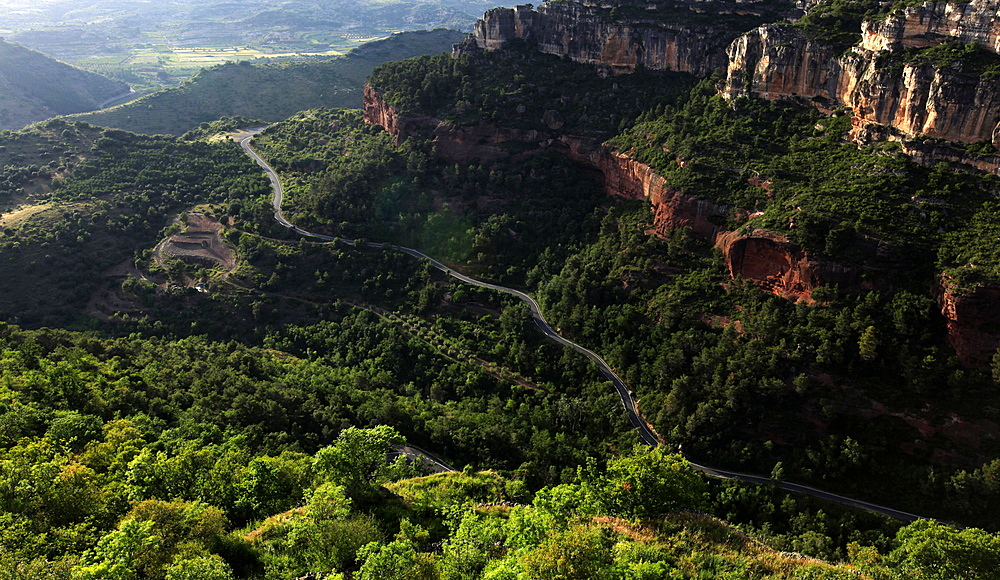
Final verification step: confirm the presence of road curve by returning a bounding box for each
[238,132,657,445]
[97,88,139,109]
[237,133,927,523]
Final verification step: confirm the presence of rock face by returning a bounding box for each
[555,134,861,299]
[721,1,1000,363]
[724,2,1000,153]
[860,0,1000,54]
[362,85,437,146]
[936,278,1000,367]
[369,0,1000,361]
[554,135,732,240]
[463,1,785,77]
[365,85,862,300]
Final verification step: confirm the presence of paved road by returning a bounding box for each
[238,134,927,523]
[689,463,923,521]
[238,133,657,444]
[389,444,457,474]
[97,88,139,109]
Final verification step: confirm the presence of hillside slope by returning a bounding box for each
[71,29,466,136]
[0,40,129,130]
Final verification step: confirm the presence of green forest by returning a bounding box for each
[3,0,1000,577]
[70,30,467,137]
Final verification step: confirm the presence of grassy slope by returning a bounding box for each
[71,29,467,136]
[0,40,129,131]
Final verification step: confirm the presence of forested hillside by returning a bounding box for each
[70,30,466,136]
[0,323,997,577]
[358,41,1000,529]
[0,40,128,130]
[0,119,269,326]
[3,0,1000,577]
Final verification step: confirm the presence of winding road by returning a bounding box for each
[97,88,139,110]
[237,130,925,523]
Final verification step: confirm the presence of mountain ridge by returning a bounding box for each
[70,29,467,136]
[0,39,129,130]
[463,0,1000,174]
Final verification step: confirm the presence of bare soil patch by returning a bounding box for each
[159,212,236,270]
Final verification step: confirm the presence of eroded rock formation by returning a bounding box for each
[860,0,1000,54]
[724,2,1000,155]
[369,0,1000,363]
[364,84,861,301]
[936,277,1000,367]
[461,1,789,76]
[721,2,1000,350]
[362,85,437,145]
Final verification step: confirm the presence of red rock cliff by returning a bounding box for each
[553,135,733,242]
[364,84,863,301]
[936,277,1000,367]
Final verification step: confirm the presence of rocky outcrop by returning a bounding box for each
[936,277,1000,367]
[716,230,878,299]
[562,137,862,299]
[565,138,878,299]
[362,85,438,146]
[462,1,787,77]
[365,82,874,301]
[554,136,734,241]
[466,1,1000,171]
[900,139,1000,175]
[860,0,1000,54]
[364,84,555,163]
[724,2,1000,160]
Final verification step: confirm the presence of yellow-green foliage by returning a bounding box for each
[388,470,517,509]
[437,502,866,580]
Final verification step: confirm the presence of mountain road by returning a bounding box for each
[237,132,927,523]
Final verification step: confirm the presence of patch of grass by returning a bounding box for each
[387,470,520,509]
[890,41,1000,77]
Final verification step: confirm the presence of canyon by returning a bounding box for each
[364,85,881,302]
[467,1,1000,167]
[367,0,1000,365]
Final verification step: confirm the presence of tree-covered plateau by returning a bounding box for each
[2,20,1000,579]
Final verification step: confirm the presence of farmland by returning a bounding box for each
[1,0,499,91]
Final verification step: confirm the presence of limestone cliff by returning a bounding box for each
[860,0,1000,54]
[721,1,1000,352]
[462,1,791,77]
[724,2,1000,154]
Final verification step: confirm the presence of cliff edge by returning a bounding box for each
[724,1,1000,163]
[460,0,795,76]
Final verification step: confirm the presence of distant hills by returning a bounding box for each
[5,0,500,93]
[0,40,130,130]
[71,29,467,136]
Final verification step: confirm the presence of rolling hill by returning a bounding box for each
[70,29,467,136]
[0,40,130,130]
